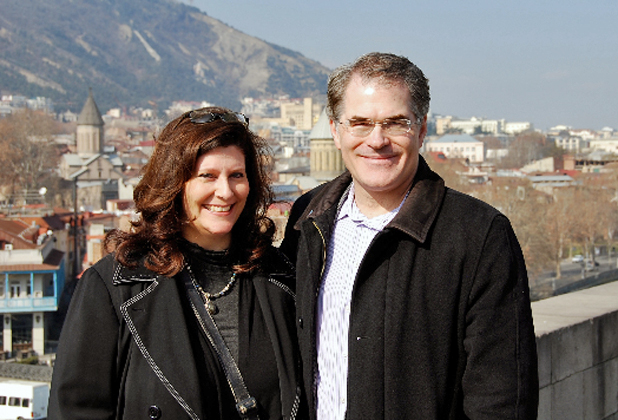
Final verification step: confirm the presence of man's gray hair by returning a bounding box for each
[326,52,430,123]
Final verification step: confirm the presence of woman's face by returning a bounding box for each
[181,145,250,250]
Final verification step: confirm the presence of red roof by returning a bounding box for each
[427,151,448,161]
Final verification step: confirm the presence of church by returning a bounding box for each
[59,90,125,211]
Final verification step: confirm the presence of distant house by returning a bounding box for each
[277,165,311,183]
[0,219,66,356]
[271,184,302,202]
[521,156,564,173]
[426,134,485,163]
[528,174,576,195]
[503,122,533,135]
[554,136,586,153]
[457,166,489,184]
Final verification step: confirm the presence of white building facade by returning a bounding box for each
[589,137,618,154]
[426,134,485,163]
[555,136,586,153]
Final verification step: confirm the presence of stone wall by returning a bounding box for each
[0,361,52,382]
[533,281,618,420]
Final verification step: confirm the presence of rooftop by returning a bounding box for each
[431,134,483,144]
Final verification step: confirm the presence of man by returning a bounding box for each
[280,52,538,419]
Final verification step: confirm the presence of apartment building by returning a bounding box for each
[279,98,323,130]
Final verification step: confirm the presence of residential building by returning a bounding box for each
[520,157,563,173]
[481,119,505,134]
[269,125,311,150]
[569,129,597,141]
[528,174,576,195]
[435,115,511,135]
[504,122,533,135]
[275,157,310,183]
[589,137,618,154]
[0,219,66,356]
[554,136,586,153]
[280,98,322,130]
[599,127,616,139]
[426,134,485,163]
[457,166,489,184]
[450,117,483,134]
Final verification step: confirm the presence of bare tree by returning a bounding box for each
[498,132,562,170]
[568,185,608,265]
[423,153,471,192]
[582,167,618,267]
[543,190,580,279]
[0,109,63,203]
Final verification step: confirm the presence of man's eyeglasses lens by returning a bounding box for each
[189,111,249,126]
[340,118,417,137]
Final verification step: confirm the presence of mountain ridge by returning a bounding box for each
[0,0,330,113]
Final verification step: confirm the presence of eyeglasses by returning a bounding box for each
[189,110,249,126]
[337,117,421,137]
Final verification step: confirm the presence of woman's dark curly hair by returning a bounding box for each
[105,106,275,277]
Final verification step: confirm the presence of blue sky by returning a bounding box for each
[185,0,618,130]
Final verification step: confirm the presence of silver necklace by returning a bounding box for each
[195,272,237,315]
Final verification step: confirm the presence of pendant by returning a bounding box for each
[206,300,218,315]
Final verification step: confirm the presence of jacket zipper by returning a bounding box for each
[311,220,327,281]
[310,219,327,405]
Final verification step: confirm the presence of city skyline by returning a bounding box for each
[185,0,618,131]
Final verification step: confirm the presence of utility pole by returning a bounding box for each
[70,168,88,280]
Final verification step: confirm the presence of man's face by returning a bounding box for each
[330,74,427,208]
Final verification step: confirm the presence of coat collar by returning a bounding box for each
[111,258,164,286]
[294,156,445,244]
[388,156,445,243]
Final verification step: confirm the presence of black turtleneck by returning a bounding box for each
[178,238,240,361]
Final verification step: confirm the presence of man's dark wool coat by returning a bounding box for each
[280,156,539,420]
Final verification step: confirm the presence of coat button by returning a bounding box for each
[298,317,303,328]
[148,405,161,419]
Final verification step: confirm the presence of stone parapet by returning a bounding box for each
[533,281,618,420]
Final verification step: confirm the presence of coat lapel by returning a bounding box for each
[117,268,205,420]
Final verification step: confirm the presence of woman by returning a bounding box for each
[48,107,306,420]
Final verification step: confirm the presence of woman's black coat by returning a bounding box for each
[48,248,305,420]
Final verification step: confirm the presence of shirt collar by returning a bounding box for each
[337,182,409,231]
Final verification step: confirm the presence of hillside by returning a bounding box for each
[0,0,330,113]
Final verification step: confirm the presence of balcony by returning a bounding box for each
[0,295,58,313]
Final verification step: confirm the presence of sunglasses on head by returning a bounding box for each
[188,110,249,126]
